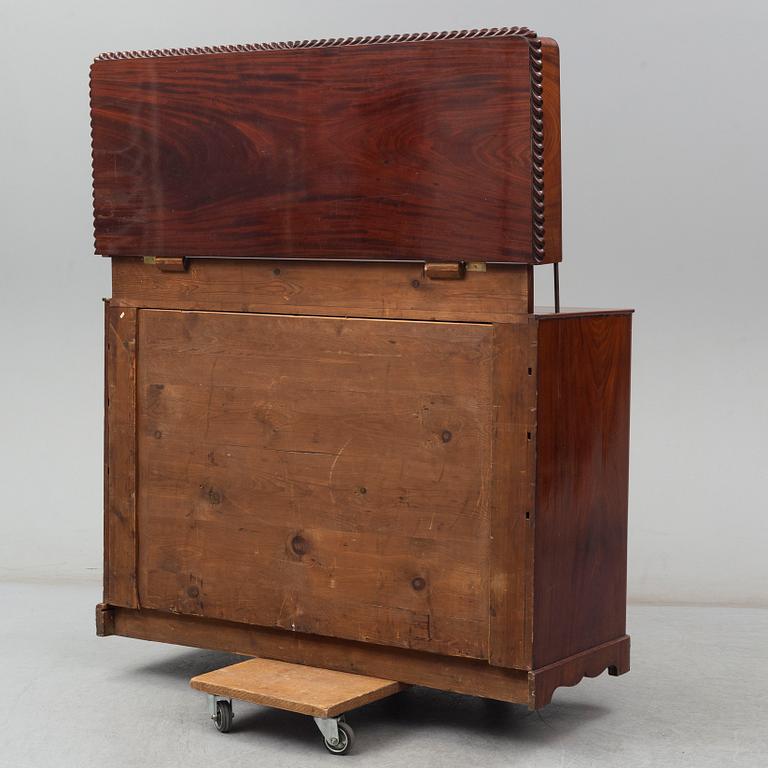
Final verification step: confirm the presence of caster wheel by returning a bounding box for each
[322,721,354,755]
[213,700,233,733]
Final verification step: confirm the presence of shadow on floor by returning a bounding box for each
[126,648,247,680]
[119,648,611,753]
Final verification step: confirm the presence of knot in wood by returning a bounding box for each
[291,535,309,556]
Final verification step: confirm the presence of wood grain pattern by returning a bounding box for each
[540,39,562,264]
[488,322,537,668]
[103,604,626,708]
[95,602,115,636]
[99,250,632,706]
[90,30,560,264]
[190,657,406,717]
[107,605,531,704]
[135,309,494,658]
[533,313,632,667]
[104,304,139,608]
[111,258,532,322]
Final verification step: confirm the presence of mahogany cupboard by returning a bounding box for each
[92,27,631,710]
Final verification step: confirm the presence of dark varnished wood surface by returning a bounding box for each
[533,313,632,667]
[540,39,562,264]
[529,635,630,708]
[90,33,560,263]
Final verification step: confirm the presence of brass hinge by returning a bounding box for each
[143,256,188,272]
[424,262,466,280]
[423,261,487,280]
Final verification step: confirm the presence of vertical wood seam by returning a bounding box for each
[524,319,539,667]
[105,305,139,608]
[133,309,141,609]
[103,299,110,603]
[488,320,536,668]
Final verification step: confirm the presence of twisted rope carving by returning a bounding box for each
[528,38,545,261]
[94,26,546,261]
[95,27,537,59]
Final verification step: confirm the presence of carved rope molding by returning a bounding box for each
[94,27,547,262]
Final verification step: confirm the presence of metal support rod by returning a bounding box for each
[553,263,560,314]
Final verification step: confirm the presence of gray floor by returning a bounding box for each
[1,583,766,767]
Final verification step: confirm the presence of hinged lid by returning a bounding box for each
[90,27,561,264]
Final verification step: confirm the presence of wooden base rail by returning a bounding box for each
[97,604,629,710]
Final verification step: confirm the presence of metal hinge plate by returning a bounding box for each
[143,256,188,272]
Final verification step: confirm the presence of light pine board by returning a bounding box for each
[190,657,406,717]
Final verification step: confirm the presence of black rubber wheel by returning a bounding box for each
[322,721,354,755]
[214,700,233,733]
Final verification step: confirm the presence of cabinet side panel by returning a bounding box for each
[105,304,139,607]
[533,313,631,667]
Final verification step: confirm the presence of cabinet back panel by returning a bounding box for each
[111,258,532,323]
[135,309,494,658]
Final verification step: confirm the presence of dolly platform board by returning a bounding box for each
[190,658,408,754]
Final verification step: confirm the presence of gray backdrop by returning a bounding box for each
[1,0,765,605]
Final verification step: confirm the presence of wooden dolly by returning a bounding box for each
[190,658,407,755]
